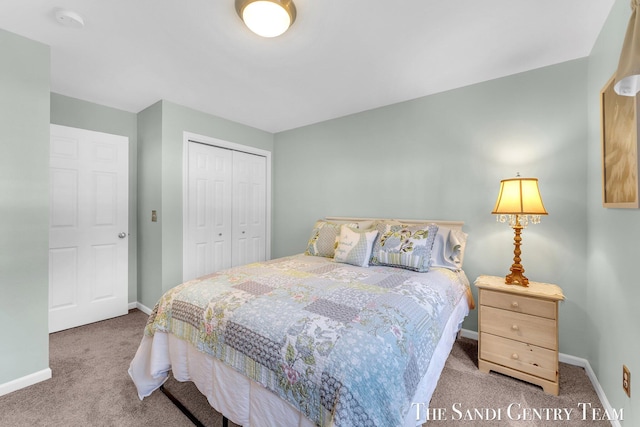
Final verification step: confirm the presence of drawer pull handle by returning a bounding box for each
[511,301,519,308]
[511,324,519,331]
[512,353,519,360]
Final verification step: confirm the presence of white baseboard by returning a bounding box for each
[459,329,620,427]
[0,368,52,397]
[460,328,478,340]
[558,353,622,427]
[133,301,153,315]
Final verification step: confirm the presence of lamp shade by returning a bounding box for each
[492,177,548,215]
[614,0,640,96]
[236,0,296,38]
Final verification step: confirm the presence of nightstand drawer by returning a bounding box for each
[480,332,557,382]
[480,305,557,350]
[481,289,556,319]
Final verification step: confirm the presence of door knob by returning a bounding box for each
[118,232,127,239]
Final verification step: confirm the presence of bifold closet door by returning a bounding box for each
[185,142,233,280]
[232,151,266,266]
[185,142,267,281]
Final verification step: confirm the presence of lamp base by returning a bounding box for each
[505,269,529,287]
[505,223,529,286]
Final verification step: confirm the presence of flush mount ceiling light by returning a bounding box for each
[235,0,296,38]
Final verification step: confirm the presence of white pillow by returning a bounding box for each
[430,226,467,270]
[334,226,379,268]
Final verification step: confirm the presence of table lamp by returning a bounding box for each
[492,175,548,286]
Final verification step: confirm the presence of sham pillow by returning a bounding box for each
[430,226,468,270]
[334,226,379,268]
[372,223,439,272]
[305,220,358,258]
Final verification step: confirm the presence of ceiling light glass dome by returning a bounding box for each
[235,0,296,38]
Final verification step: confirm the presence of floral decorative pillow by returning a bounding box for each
[371,223,439,272]
[334,226,379,267]
[305,220,358,258]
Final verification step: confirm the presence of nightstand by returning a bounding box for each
[474,275,565,395]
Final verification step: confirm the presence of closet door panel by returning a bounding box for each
[186,143,232,280]
[232,151,266,267]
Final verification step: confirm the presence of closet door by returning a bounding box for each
[185,142,232,280]
[232,151,267,266]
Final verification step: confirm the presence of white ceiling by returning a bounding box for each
[0,0,616,133]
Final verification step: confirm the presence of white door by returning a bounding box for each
[49,124,129,333]
[232,151,266,266]
[185,142,233,281]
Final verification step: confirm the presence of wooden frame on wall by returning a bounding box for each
[600,75,640,208]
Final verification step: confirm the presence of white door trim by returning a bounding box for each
[182,131,272,282]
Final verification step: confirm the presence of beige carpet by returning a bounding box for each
[0,309,610,426]
[428,338,610,427]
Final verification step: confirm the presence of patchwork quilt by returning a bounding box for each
[144,254,471,427]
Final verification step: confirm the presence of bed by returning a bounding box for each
[129,218,474,427]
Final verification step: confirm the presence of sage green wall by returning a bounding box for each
[137,100,274,308]
[0,30,50,383]
[50,93,138,303]
[587,0,639,423]
[274,59,590,358]
[137,101,164,309]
